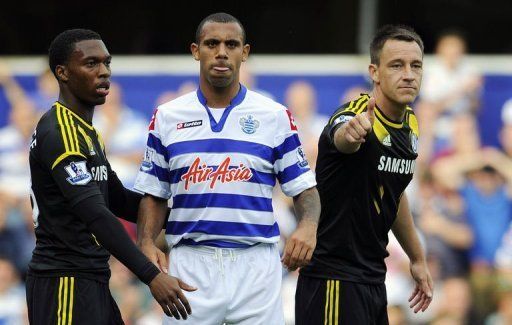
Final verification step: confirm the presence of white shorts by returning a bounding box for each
[164,243,284,325]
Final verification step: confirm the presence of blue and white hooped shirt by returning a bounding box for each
[134,85,316,248]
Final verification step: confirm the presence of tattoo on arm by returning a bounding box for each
[293,187,321,224]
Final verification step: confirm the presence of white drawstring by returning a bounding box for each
[212,248,237,276]
[213,248,225,276]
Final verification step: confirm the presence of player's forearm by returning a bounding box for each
[137,194,168,246]
[73,196,160,284]
[435,222,473,249]
[392,194,426,263]
[431,153,483,190]
[293,187,321,225]
[0,76,28,107]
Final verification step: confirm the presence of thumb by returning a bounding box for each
[178,279,197,292]
[366,97,376,125]
[156,250,168,273]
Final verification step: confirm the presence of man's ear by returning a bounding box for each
[242,44,250,62]
[369,64,379,84]
[191,43,200,61]
[55,65,68,82]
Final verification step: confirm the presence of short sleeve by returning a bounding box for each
[49,155,103,207]
[272,108,316,197]
[133,108,172,199]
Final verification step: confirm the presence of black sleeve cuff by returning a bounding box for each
[138,261,161,285]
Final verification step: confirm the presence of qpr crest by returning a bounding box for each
[410,132,418,154]
[239,115,260,134]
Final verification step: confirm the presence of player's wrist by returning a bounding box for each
[140,261,161,285]
[297,218,318,228]
[409,256,427,265]
[137,237,157,248]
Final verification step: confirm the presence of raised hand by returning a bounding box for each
[342,97,376,144]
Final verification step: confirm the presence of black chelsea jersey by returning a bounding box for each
[301,94,419,284]
[28,102,113,281]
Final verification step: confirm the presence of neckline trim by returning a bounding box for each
[196,85,247,133]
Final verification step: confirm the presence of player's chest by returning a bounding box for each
[367,127,418,179]
[168,109,274,145]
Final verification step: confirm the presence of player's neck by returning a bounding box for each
[58,92,95,124]
[372,91,407,122]
[200,79,240,108]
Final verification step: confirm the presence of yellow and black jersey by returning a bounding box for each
[301,94,419,284]
[29,102,113,281]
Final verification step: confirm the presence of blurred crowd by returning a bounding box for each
[1,30,512,325]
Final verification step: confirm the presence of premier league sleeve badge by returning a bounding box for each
[64,161,92,185]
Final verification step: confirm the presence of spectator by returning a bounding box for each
[485,279,512,325]
[417,30,483,163]
[436,277,475,325]
[28,68,59,113]
[94,82,148,188]
[0,257,27,325]
[419,177,473,280]
[284,80,327,169]
[432,144,512,320]
[0,71,37,275]
[154,81,198,107]
[239,62,274,98]
[340,85,370,104]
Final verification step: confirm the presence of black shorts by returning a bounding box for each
[26,274,124,325]
[295,274,388,325]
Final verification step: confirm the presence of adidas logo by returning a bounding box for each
[382,135,392,147]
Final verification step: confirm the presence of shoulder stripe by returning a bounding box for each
[329,101,355,125]
[328,95,369,125]
[52,106,86,169]
[76,126,87,144]
[354,101,368,114]
[55,102,94,130]
[66,112,80,153]
[350,95,368,113]
[96,130,105,151]
[61,109,75,152]
[56,106,70,153]
[345,100,355,113]
[51,151,86,169]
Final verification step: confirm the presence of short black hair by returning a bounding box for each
[48,29,102,77]
[370,25,424,65]
[195,12,246,44]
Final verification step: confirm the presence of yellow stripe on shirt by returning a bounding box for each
[68,277,74,325]
[57,277,63,325]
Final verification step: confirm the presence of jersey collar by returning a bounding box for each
[196,84,247,133]
[374,105,404,129]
